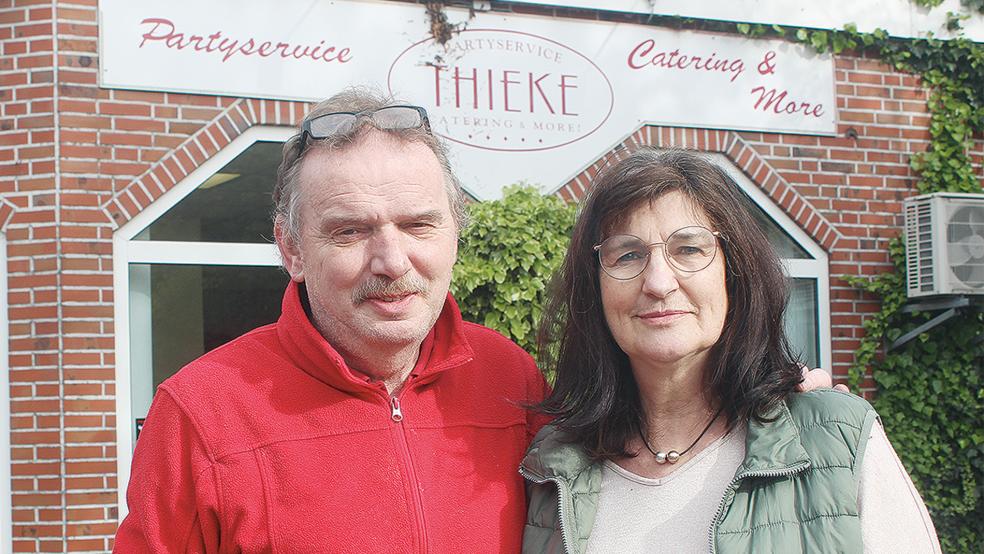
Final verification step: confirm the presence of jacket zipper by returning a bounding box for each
[387,392,428,552]
[390,396,403,421]
[519,468,575,554]
[706,462,810,553]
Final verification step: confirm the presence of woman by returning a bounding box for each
[521,149,940,553]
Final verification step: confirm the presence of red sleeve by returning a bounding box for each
[113,388,221,553]
[524,353,554,444]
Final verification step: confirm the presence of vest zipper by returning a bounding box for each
[519,468,575,554]
[706,461,810,553]
[387,392,428,552]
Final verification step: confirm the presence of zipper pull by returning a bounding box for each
[390,396,404,422]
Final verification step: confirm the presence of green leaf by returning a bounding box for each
[810,30,829,52]
[452,184,576,359]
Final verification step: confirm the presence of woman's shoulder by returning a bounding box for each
[783,389,878,437]
[786,389,875,418]
[522,423,595,481]
[759,390,880,476]
[530,421,565,446]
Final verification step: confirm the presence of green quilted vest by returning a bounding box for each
[520,390,878,553]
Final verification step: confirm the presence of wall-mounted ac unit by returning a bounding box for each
[904,192,984,298]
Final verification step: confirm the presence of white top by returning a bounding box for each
[584,422,941,553]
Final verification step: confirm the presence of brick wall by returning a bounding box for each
[3,0,61,551]
[1,1,981,552]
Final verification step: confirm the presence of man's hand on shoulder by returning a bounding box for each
[796,366,850,393]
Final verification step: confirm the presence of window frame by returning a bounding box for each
[706,152,832,372]
[113,126,293,520]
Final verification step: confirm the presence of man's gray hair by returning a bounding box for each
[273,88,469,244]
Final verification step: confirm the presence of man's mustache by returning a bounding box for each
[354,274,428,303]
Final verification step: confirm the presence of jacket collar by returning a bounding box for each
[522,399,811,482]
[739,400,812,475]
[520,425,594,484]
[276,280,475,396]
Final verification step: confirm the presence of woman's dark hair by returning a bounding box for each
[537,148,803,460]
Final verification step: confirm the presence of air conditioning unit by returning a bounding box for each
[904,192,984,298]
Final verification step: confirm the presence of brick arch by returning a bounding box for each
[101,98,310,229]
[553,125,843,252]
[0,198,16,232]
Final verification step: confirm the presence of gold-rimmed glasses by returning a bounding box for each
[594,226,722,280]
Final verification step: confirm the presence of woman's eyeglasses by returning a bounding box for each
[594,226,722,280]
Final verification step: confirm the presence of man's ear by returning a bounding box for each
[274,220,305,282]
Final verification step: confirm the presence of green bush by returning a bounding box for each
[452,185,575,362]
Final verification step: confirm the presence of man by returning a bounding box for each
[115,90,549,552]
[115,89,836,552]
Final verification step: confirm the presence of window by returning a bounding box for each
[709,153,831,370]
[114,126,293,518]
[133,141,282,244]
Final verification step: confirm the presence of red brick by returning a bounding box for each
[66,520,118,535]
[845,98,882,110]
[67,507,106,520]
[97,101,152,117]
[114,117,165,133]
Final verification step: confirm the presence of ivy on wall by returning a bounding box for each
[913,0,984,15]
[739,17,983,552]
[845,240,983,553]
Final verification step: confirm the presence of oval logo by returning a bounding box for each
[388,29,614,152]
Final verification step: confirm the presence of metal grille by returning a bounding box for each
[904,197,934,295]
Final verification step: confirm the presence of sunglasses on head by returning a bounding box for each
[300,105,431,144]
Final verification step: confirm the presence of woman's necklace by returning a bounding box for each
[638,407,724,464]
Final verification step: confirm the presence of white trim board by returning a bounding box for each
[1,232,11,553]
[127,242,280,266]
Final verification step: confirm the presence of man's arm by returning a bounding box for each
[114,388,221,553]
[523,354,553,443]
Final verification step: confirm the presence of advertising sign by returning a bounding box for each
[100,0,836,199]
[508,0,984,42]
